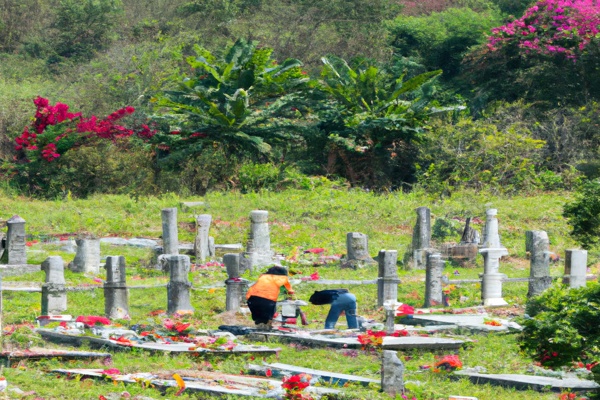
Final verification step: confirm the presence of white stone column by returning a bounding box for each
[564,249,587,289]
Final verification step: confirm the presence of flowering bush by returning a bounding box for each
[281,374,312,400]
[487,0,600,61]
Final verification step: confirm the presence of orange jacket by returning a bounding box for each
[246,274,293,301]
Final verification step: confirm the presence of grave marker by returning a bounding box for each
[103,256,129,319]
[381,350,404,397]
[479,209,508,306]
[41,256,67,315]
[69,238,101,275]
[526,230,552,297]
[166,255,194,314]
[161,208,179,255]
[2,215,27,265]
[424,252,444,307]
[194,214,212,263]
[564,249,587,288]
[377,250,399,306]
[240,210,273,272]
[224,253,249,312]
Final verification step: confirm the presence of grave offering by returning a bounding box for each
[68,238,101,274]
[41,256,67,315]
[0,347,111,367]
[194,214,212,262]
[479,209,509,306]
[53,368,341,398]
[103,256,129,319]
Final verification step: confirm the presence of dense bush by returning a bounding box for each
[518,283,600,385]
[563,179,600,249]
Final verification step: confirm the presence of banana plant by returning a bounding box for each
[151,39,309,164]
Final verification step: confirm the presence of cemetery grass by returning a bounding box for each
[0,188,594,399]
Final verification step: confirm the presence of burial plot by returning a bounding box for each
[53,368,341,398]
[0,347,111,367]
[247,362,379,387]
[453,371,600,393]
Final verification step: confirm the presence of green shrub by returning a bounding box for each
[563,179,600,249]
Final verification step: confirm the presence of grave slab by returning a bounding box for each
[36,329,280,355]
[0,347,111,367]
[53,368,340,398]
[400,313,522,332]
[454,371,600,392]
[247,362,379,386]
[246,330,464,350]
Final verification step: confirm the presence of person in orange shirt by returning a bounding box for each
[246,266,294,328]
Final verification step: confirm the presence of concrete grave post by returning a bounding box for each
[161,208,179,255]
[564,249,587,289]
[377,250,399,307]
[208,236,215,257]
[405,207,431,270]
[424,252,444,307]
[240,210,273,272]
[103,256,129,319]
[41,256,67,315]
[166,255,194,314]
[527,230,552,297]
[224,253,249,312]
[479,209,509,306]
[69,238,101,275]
[4,215,27,265]
[381,350,404,397]
[194,214,212,263]
[344,232,375,268]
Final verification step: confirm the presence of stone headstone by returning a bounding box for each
[3,215,27,265]
[343,232,375,268]
[161,208,179,255]
[479,209,508,306]
[193,214,212,263]
[224,253,240,279]
[41,256,67,315]
[240,210,273,272]
[407,207,431,270]
[377,250,399,307]
[104,256,129,319]
[424,252,444,307]
[564,249,587,288]
[166,255,194,314]
[381,350,404,397]
[526,230,552,297]
[69,238,101,275]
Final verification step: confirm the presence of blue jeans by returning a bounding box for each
[324,292,358,329]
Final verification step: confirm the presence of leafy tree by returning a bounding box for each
[563,179,600,249]
[305,56,443,188]
[151,39,310,184]
[463,0,600,107]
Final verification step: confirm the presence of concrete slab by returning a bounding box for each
[400,314,522,332]
[53,368,340,398]
[454,371,600,392]
[247,362,379,386]
[36,329,280,355]
[247,330,464,350]
[0,264,42,277]
[0,347,111,366]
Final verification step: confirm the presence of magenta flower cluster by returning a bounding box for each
[487,0,600,60]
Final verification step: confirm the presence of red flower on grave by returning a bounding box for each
[309,272,319,281]
[304,248,325,254]
[396,304,415,317]
[76,316,111,327]
[433,354,462,372]
[266,369,272,377]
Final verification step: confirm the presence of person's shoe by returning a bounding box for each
[255,323,269,330]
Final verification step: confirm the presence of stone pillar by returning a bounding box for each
[69,238,101,274]
[166,255,194,314]
[479,209,508,306]
[377,250,399,307]
[345,232,375,268]
[193,214,212,263]
[5,215,27,265]
[564,249,587,289]
[527,230,552,298]
[224,253,249,312]
[161,208,179,255]
[412,207,431,270]
[240,210,273,272]
[424,252,444,307]
[104,256,129,319]
[385,308,395,334]
[41,256,67,315]
[208,236,215,257]
[381,350,404,397]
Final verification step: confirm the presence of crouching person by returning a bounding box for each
[246,266,294,329]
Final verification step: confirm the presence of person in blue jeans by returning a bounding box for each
[324,291,358,329]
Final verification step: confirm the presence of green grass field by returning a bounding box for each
[0,188,595,399]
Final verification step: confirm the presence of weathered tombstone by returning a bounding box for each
[385,308,395,334]
[564,249,587,289]
[166,255,194,314]
[68,238,101,275]
[224,253,249,312]
[479,209,509,306]
[103,256,129,319]
[208,236,215,257]
[193,214,212,263]
[527,230,552,297]
[2,215,27,265]
[41,256,67,315]
[377,250,399,307]
[161,208,179,255]
[424,252,444,307]
[407,206,431,270]
[240,210,273,272]
[342,232,375,268]
[381,350,404,397]
[447,218,480,266]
